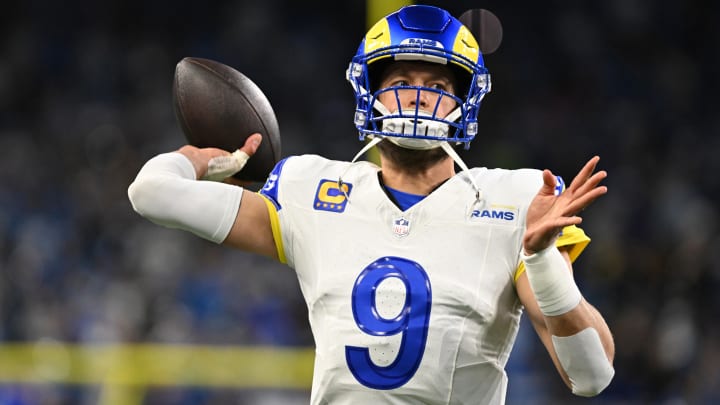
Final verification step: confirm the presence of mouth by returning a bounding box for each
[382,109,449,138]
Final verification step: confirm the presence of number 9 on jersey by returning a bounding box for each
[345,256,432,390]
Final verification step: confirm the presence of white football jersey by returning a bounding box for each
[259,155,589,405]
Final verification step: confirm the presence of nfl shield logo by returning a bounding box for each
[392,217,411,237]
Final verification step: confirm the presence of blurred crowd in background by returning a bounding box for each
[1,0,719,404]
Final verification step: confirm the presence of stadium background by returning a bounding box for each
[1,0,718,404]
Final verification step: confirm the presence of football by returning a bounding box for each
[172,57,281,182]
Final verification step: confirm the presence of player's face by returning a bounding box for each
[377,62,458,118]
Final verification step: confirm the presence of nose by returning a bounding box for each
[405,88,431,110]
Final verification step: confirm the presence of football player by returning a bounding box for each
[128,5,614,404]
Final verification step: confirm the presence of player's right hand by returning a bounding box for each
[177,133,262,182]
[523,156,607,255]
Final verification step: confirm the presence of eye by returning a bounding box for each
[429,82,449,91]
[392,80,410,87]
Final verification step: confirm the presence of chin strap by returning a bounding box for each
[440,142,482,204]
[349,136,384,165]
[337,136,384,202]
[442,106,463,124]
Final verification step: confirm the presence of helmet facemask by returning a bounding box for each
[372,84,464,151]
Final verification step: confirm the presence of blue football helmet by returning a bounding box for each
[347,5,491,150]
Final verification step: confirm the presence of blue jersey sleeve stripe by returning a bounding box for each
[259,157,290,210]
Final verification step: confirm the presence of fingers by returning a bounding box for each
[537,215,583,234]
[567,156,601,192]
[542,156,603,196]
[542,156,603,195]
[240,133,263,157]
[538,169,558,195]
[201,133,262,182]
[523,216,582,253]
[526,156,607,252]
[203,153,246,181]
[177,145,225,179]
[563,185,607,215]
[563,156,608,208]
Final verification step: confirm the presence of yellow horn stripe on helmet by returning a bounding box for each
[364,18,392,55]
[452,25,480,72]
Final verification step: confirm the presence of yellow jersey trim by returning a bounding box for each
[514,225,591,282]
[258,193,287,264]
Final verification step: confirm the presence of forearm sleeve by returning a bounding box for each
[127,152,243,243]
[552,327,615,396]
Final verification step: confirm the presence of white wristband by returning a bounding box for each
[128,152,243,243]
[521,246,582,316]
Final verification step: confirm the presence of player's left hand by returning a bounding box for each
[523,156,607,255]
